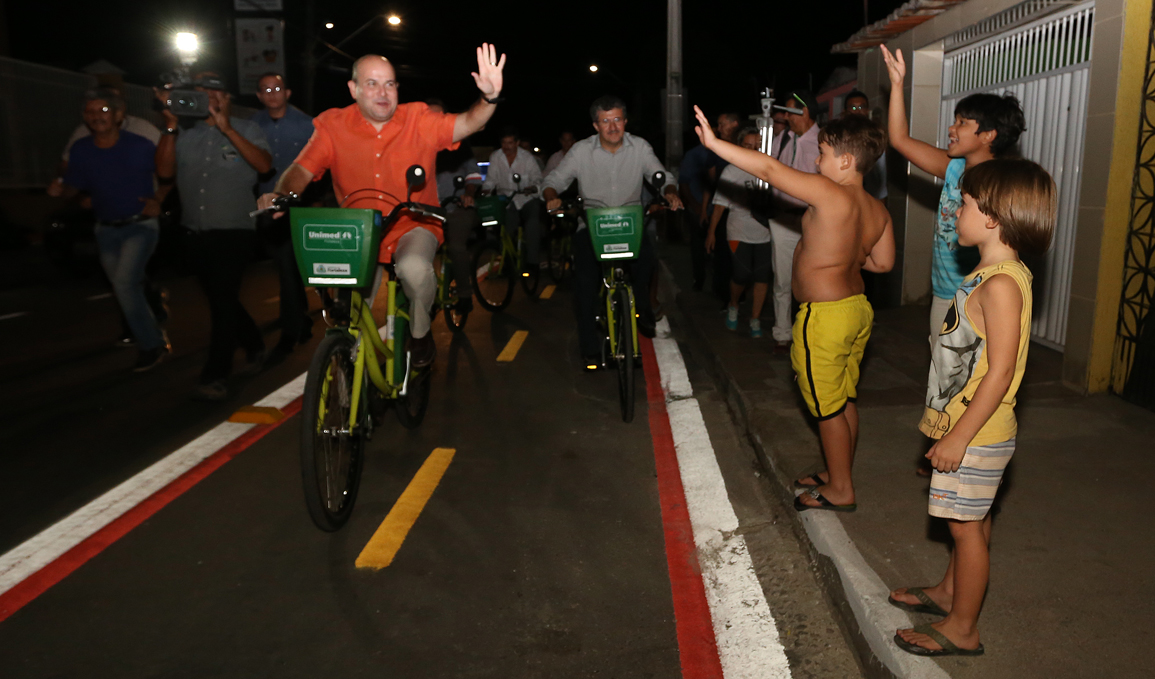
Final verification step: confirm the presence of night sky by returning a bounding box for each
[9,0,905,157]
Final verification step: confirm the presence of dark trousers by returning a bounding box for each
[687,215,707,288]
[711,214,732,302]
[445,207,481,294]
[187,229,263,383]
[272,237,311,350]
[573,229,655,358]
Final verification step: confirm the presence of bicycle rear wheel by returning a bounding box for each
[472,239,515,312]
[395,362,431,428]
[300,331,366,531]
[613,286,636,423]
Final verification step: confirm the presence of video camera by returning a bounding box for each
[156,68,225,118]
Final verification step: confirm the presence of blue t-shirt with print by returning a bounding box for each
[931,158,981,299]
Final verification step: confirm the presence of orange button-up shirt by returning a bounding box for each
[294,102,458,261]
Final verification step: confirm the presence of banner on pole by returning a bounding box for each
[236,18,285,93]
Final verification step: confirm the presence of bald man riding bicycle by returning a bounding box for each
[258,44,507,367]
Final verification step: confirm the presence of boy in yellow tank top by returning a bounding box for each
[889,159,1057,657]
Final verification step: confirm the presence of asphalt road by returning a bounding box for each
[0,259,864,678]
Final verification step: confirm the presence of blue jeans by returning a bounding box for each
[94,220,165,351]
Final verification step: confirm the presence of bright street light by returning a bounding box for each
[533,147,540,152]
[387,15,401,26]
[325,22,334,29]
[589,64,599,73]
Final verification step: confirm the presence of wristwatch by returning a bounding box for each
[482,93,504,105]
[162,127,179,135]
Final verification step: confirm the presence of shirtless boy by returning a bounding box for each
[693,105,894,511]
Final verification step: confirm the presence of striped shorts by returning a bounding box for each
[928,439,1016,521]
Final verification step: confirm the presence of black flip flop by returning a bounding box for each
[793,488,857,513]
[894,624,984,657]
[793,473,826,489]
[888,587,949,617]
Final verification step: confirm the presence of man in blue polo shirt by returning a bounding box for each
[252,72,316,357]
[49,88,170,372]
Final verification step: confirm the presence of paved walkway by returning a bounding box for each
[659,240,1155,679]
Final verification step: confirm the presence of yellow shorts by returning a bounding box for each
[790,294,873,420]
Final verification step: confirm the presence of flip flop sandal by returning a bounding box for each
[887,587,949,617]
[793,487,857,513]
[894,624,984,657]
[793,473,826,489]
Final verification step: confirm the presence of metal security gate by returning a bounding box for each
[940,2,1094,349]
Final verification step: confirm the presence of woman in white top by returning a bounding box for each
[706,128,774,338]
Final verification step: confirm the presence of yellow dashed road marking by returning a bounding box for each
[540,285,556,300]
[356,447,456,570]
[496,330,529,362]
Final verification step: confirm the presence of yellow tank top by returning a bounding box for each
[919,260,1032,445]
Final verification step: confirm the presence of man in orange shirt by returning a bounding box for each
[258,43,506,366]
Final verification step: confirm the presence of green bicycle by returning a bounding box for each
[262,166,445,531]
[471,172,540,311]
[585,171,670,423]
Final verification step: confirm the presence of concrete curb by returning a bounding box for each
[658,261,950,679]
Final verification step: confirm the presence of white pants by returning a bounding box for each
[768,215,803,342]
[393,227,439,338]
[929,295,952,346]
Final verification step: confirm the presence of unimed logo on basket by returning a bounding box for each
[303,224,359,251]
[593,215,635,236]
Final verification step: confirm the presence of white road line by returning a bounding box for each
[0,312,28,322]
[0,372,308,597]
[652,336,792,679]
[86,292,114,301]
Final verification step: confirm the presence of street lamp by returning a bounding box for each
[589,64,599,73]
[325,22,334,29]
[387,15,401,26]
[175,32,199,65]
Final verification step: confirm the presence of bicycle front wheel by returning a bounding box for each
[472,239,515,312]
[300,331,367,531]
[613,286,636,423]
[547,232,573,283]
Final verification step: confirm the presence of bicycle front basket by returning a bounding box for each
[290,207,382,287]
[476,194,509,228]
[585,205,644,261]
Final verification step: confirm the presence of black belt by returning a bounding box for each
[97,214,152,227]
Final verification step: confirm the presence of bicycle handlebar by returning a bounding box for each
[249,192,299,219]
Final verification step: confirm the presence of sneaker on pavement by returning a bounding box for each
[750,319,763,338]
[725,306,739,331]
[191,380,228,401]
[132,346,171,372]
[773,340,791,355]
[409,332,436,368]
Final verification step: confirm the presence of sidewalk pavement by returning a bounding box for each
[659,241,1155,679]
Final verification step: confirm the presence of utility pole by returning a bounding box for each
[665,0,683,171]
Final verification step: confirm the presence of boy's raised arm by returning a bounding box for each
[693,106,830,208]
[881,46,950,180]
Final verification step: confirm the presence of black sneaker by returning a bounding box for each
[132,346,170,372]
[409,333,436,368]
[237,349,267,377]
[191,380,228,401]
[637,318,656,339]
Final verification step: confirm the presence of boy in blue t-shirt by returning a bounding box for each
[881,46,1027,339]
[49,89,170,372]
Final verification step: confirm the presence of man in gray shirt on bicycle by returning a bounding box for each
[542,95,682,370]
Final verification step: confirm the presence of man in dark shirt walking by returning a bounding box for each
[49,88,170,372]
[252,72,316,358]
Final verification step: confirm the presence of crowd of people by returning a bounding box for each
[49,39,1064,660]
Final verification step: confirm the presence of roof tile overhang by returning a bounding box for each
[831,0,968,53]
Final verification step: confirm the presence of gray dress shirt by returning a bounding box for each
[543,133,669,228]
[175,118,270,231]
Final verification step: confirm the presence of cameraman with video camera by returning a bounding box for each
[155,71,273,401]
